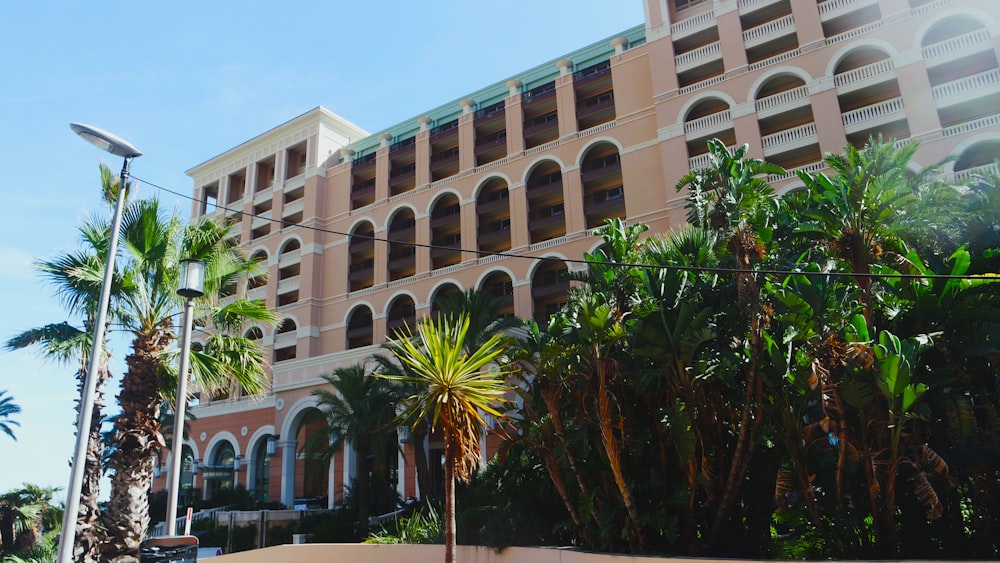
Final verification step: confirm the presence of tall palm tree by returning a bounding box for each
[5,165,127,561]
[676,139,783,549]
[306,364,402,537]
[0,390,20,441]
[98,198,276,560]
[379,314,512,563]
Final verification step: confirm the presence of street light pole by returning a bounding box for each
[58,123,141,563]
[165,259,205,536]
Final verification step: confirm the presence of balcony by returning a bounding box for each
[738,0,785,15]
[761,122,818,156]
[670,7,716,39]
[474,102,506,128]
[755,85,810,117]
[388,221,415,240]
[430,206,461,228]
[388,248,416,271]
[818,0,878,22]
[742,14,795,49]
[932,68,1000,108]
[953,162,1000,183]
[478,227,511,248]
[351,179,375,202]
[581,159,622,184]
[841,97,906,134]
[675,41,722,72]
[526,174,563,200]
[348,258,374,282]
[834,59,895,93]
[528,211,566,233]
[576,92,615,122]
[921,28,992,65]
[477,191,510,214]
[584,186,625,214]
[688,145,736,169]
[346,323,373,340]
[684,109,733,138]
[524,113,559,138]
[430,240,462,261]
[531,280,569,299]
[523,84,556,105]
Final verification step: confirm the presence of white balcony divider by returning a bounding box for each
[671,8,716,36]
[273,331,296,349]
[679,74,728,95]
[841,97,905,132]
[931,68,1000,102]
[953,162,1000,183]
[529,236,567,252]
[281,198,304,218]
[477,253,510,265]
[748,48,801,71]
[921,28,991,60]
[684,109,733,135]
[277,249,301,268]
[755,85,809,113]
[911,0,955,15]
[739,0,783,14]
[761,122,817,151]
[826,20,883,46]
[251,211,272,229]
[578,121,618,139]
[818,0,877,20]
[675,41,721,69]
[942,113,1000,137]
[743,14,795,48]
[767,161,826,182]
[834,58,895,88]
[688,145,737,169]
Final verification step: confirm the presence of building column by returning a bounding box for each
[279,438,297,507]
[505,81,525,155]
[460,199,477,263]
[895,61,942,139]
[326,454,336,509]
[375,135,391,202]
[562,166,586,235]
[556,59,578,139]
[810,86,848,155]
[791,0,825,51]
[415,117,432,187]
[509,183,529,249]
[459,99,477,172]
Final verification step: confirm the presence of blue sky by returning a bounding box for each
[0,2,645,498]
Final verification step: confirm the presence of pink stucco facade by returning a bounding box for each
[160,0,1000,515]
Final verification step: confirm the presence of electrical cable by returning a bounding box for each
[131,174,998,282]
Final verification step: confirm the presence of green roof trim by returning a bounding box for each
[345,23,645,154]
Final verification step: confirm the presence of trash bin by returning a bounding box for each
[139,535,200,563]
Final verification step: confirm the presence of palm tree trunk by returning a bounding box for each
[100,336,167,561]
[410,420,431,502]
[356,444,371,538]
[444,437,457,563]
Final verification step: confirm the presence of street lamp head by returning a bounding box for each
[70,122,142,158]
[178,259,206,299]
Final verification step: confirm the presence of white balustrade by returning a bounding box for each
[684,109,733,135]
[748,48,801,71]
[671,8,715,36]
[834,58,895,88]
[761,122,817,151]
[675,41,721,69]
[768,161,826,182]
[953,162,1000,182]
[931,68,1000,102]
[911,0,954,15]
[921,28,991,60]
[841,97,905,131]
[743,15,795,48]
[942,113,1000,137]
[679,74,728,95]
[826,21,883,46]
[529,236,567,252]
[819,0,877,20]
[755,85,809,113]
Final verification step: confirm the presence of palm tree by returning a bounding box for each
[432,288,523,353]
[676,139,783,549]
[379,314,512,563]
[5,165,126,561]
[0,390,20,441]
[306,364,402,537]
[98,198,276,560]
[0,484,60,559]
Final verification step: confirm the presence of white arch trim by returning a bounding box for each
[204,430,242,462]
[343,300,377,325]
[475,266,519,290]
[676,91,738,125]
[275,314,302,338]
[946,132,1000,173]
[520,155,567,186]
[527,252,571,280]
[278,234,305,256]
[346,216,378,236]
[746,66,815,100]
[426,189,465,215]
[385,203,419,229]
[912,8,995,50]
[165,438,201,467]
[279,395,323,441]
[824,40,898,77]
[575,136,625,168]
[472,173,514,200]
[427,278,465,305]
[385,289,420,315]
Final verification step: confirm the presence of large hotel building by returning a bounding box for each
[160,0,1000,508]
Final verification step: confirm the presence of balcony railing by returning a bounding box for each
[825,20,883,46]
[762,122,818,153]
[581,160,622,183]
[953,162,1000,183]
[842,97,905,133]
[921,28,991,61]
[684,109,733,136]
[834,58,895,90]
[738,0,784,15]
[931,68,1000,105]
[670,7,716,37]
[942,112,1000,137]
[818,0,877,21]
[743,14,795,49]
[675,41,721,70]
[688,145,737,170]
[755,85,809,114]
